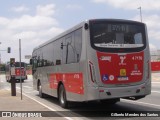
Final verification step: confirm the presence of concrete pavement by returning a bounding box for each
[0,75,68,119]
[0,89,49,111]
[0,90,66,119]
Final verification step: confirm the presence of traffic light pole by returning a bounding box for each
[10,58,16,96]
[11,76,16,96]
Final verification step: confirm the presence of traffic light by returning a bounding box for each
[10,58,15,66]
[7,47,11,53]
[61,42,63,49]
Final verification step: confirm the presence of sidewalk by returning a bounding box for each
[0,89,68,120]
[0,89,49,111]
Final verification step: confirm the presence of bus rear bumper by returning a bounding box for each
[15,76,27,80]
[85,81,151,101]
[99,82,151,100]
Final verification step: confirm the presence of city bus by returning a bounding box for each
[6,62,27,82]
[31,19,151,108]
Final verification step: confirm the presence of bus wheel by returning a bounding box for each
[38,82,45,98]
[58,85,68,108]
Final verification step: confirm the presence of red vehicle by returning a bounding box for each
[6,62,27,82]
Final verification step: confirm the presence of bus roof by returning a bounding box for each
[33,20,86,52]
[32,19,145,52]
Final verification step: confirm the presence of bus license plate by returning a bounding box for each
[118,76,128,81]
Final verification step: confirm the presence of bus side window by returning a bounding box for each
[56,60,61,65]
[33,59,38,69]
[41,59,44,67]
[37,59,40,67]
[74,28,82,62]
[43,60,47,66]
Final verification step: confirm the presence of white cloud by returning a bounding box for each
[8,15,58,30]
[92,0,160,51]
[132,14,160,43]
[149,44,157,51]
[0,4,64,63]
[92,0,160,10]
[12,5,29,13]
[36,4,56,16]
[143,15,160,30]
[0,17,10,26]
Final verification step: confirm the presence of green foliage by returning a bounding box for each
[0,63,6,71]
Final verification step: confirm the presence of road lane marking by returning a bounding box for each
[122,99,160,108]
[20,92,74,120]
[152,82,160,84]
[152,85,160,86]
[23,86,33,88]
[22,93,57,111]
[152,91,160,94]
[5,87,74,119]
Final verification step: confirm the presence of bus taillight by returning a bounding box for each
[147,60,150,79]
[16,69,20,76]
[15,68,24,76]
[89,61,96,83]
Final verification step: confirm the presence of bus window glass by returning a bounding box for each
[74,28,82,62]
[42,43,54,66]
[90,22,146,52]
[15,62,26,67]
[134,33,142,44]
[33,59,37,68]
[54,38,62,65]
[66,34,75,64]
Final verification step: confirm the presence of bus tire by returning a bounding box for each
[38,82,45,98]
[58,84,68,108]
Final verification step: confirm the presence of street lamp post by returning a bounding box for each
[138,6,142,22]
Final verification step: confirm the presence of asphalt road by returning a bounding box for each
[0,74,160,120]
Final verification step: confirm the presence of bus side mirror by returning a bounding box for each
[30,59,33,65]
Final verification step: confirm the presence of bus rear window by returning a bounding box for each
[90,21,146,53]
[15,62,26,67]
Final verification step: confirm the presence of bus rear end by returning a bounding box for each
[15,62,27,82]
[86,19,151,102]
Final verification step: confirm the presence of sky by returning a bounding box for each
[0,0,160,63]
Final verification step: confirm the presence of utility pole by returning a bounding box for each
[19,39,22,100]
[138,6,142,22]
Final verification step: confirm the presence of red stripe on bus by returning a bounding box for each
[49,73,84,95]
